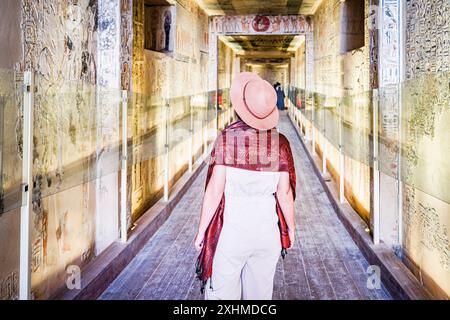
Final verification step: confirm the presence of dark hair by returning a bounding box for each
[234,111,242,121]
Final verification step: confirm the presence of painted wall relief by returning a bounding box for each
[20,0,123,299]
[121,0,133,91]
[211,15,313,35]
[144,5,176,53]
[131,0,210,222]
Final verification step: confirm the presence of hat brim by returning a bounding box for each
[230,72,279,130]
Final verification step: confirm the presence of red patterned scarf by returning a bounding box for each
[195,120,296,292]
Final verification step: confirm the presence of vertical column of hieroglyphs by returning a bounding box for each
[131,0,145,221]
[120,0,133,235]
[95,0,121,254]
[378,0,401,247]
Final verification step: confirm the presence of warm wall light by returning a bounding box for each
[219,35,243,54]
[311,0,325,14]
[287,35,305,52]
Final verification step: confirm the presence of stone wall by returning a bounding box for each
[311,0,371,221]
[13,0,125,300]
[294,40,306,89]
[21,0,101,300]
[245,63,289,87]
[130,0,210,222]
[402,0,450,298]
[308,0,450,298]
[0,0,23,300]
[217,39,236,90]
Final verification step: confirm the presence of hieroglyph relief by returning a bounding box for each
[402,0,450,295]
[378,0,400,178]
[210,15,312,35]
[21,0,100,299]
[209,14,314,91]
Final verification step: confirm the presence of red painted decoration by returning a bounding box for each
[252,15,270,32]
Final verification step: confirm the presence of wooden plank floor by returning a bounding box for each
[99,113,392,300]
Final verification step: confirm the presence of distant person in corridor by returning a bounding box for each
[194,72,296,300]
[274,82,286,110]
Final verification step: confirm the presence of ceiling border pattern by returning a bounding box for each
[210,14,313,35]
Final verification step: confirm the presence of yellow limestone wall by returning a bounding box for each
[311,0,371,222]
[131,0,211,222]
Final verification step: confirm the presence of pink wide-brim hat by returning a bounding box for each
[230,72,279,130]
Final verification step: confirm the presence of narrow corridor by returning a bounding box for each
[1,0,448,302]
[99,113,392,300]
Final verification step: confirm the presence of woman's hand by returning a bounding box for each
[194,231,205,251]
[288,228,295,249]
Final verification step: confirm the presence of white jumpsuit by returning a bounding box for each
[205,166,281,300]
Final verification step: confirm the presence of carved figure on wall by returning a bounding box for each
[214,16,223,33]
[241,16,251,32]
[212,15,313,36]
[121,62,130,90]
[290,15,299,33]
[163,10,171,51]
[231,16,241,32]
[271,16,281,32]
[224,16,232,33]
[0,271,18,300]
[305,16,312,32]
[298,16,305,32]
[281,16,290,33]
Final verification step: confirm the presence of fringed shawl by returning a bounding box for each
[195,120,296,292]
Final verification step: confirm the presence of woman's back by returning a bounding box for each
[223,166,280,230]
[225,166,280,198]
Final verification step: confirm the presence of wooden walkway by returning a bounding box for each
[99,114,392,300]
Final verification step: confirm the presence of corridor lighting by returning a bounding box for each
[287,35,305,52]
[219,35,244,54]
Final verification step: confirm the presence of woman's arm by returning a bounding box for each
[276,171,295,248]
[194,165,226,250]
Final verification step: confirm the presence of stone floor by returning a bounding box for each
[99,113,392,300]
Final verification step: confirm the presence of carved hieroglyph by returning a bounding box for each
[19,0,127,299]
[20,0,123,299]
[209,14,314,91]
[402,0,450,297]
[210,15,312,35]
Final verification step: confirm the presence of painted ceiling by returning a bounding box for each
[242,57,290,66]
[219,34,304,60]
[223,35,296,51]
[195,0,322,15]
